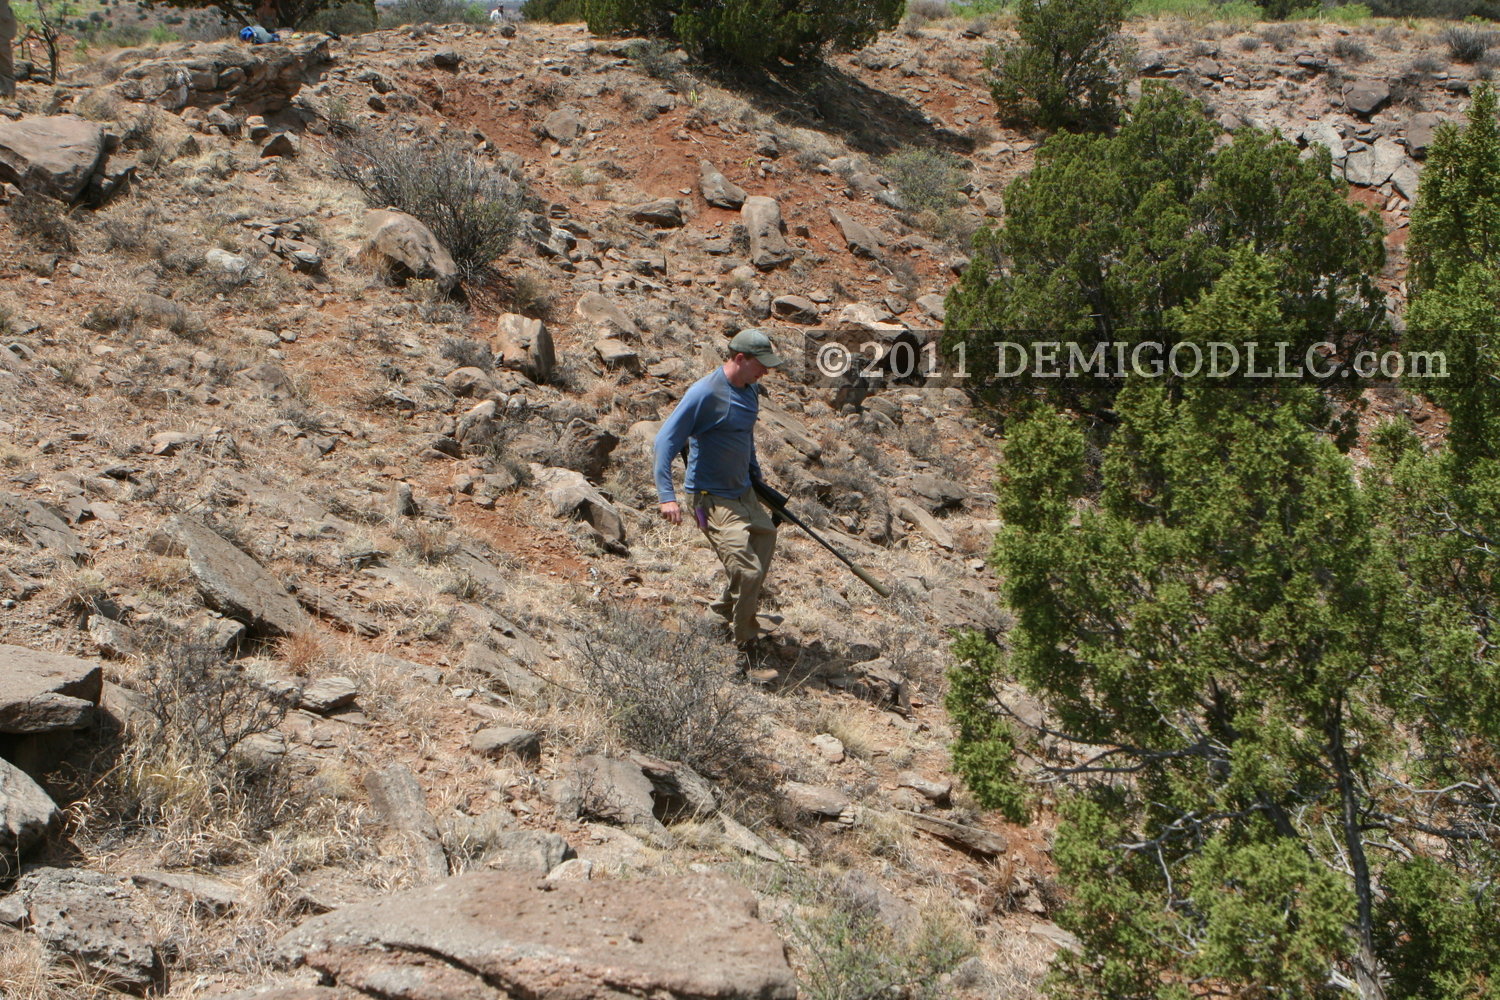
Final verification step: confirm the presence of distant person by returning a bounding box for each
[654,329,785,663]
[0,0,17,99]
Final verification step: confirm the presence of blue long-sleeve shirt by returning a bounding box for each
[653,367,763,504]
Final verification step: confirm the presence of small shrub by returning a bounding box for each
[1236,33,1262,50]
[987,0,1126,132]
[881,147,968,216]
[6,192,76,252]
[1332,36,1372,63]
[305,0,380,33]
[1442,23,1498,63]
[572,606,763,778]
[380,0,488,26]
[333,132,529,282]
[906,0,952,23]
[440,336,494,370]
[623,38,684,80]
[105,636,295,861]
[1259,23,1297,50]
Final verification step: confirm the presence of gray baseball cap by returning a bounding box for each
[727,328,784,367]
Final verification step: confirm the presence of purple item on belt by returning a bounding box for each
[694,505,709,530]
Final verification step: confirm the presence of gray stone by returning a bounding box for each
[131,871,244,915]
[906,473,968,512]
[630,752,718,820]
[837,870,918,938]
[698,159,746,209]
[1300,121,1347,168]
[541,107,584,143]
[494,313,555,383]
[362,208,459,295]
[445,366,497,399]
[897,772,953,806]
[1,758,60,876]
[782,781,853,820]
[363,764,449,881]
[0,644,102,734]
[829,207,884,258]
[299,676,358,714]
[893,498,953,551]
[274,872,796,1000]
[469,725,542,761]
[0,115,108,202]
[555,754,660,830]
[1344,137,1404,187]
[0,493,85,561]
[109,36,332,115]
[532,466,626,547]
[260,132,299,158]
[771,294,819,324]
[461,642,546,700]
[626,198,684,227]
[1344,79,1391,117]
[208,989,361,1000]
[482,829,573,875]
[545,858,594,881]
[152,515,313,638]
[6,867,162,992]
[742,195,794,270]
[1405,112,1448,157]
[595,337,643,373]
[574,291,640,336]
[1392,158,1421,201]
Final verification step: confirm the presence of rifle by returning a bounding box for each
[752,480,893,600]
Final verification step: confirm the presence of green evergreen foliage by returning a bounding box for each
[147,0,362,28]
[985,0,1125,131]
[949,83,1500,998]
[581,0,904,67]
[943,84,1387,424]
[521,0,587,21]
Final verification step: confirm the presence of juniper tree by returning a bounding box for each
[948,252,1499,998]
[943,84,1387,428]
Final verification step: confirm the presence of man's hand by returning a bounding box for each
[660,501,682,525]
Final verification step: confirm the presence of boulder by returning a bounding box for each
[1392,159,1421,201]
[4,867,163,992]
[481,830,573,875]
[362,209,459,294]
[574,291,640,337]
[298,676,357,714]
[0,493,85,561]
[533,466,627,547]
[698,159,746,209]
[906,473,968,512]
[445,366,497,399]
[829,207,884,258]
[260,132,299,158]
[149,515,313,639]
[896,809,1008,856]
[469,725,542,761]
[1,758,61,876]
[0,116,110,203]
[626,198,684,228]
[554,754,660,829]
[893,498,953,550]
[461,642,546,700]
[494,313,555,383]
[541,107,584,143]
[771,294,819,324]
[1405,112,1448,158]
[275,872,797,1000]
[363,764,449,881]
[1299,121,1347,168]
[1343,137,1404,187]
[1343,79,1391,117]
[782,781,853,820]
[741,195,794,270]
[595,338,642,373]
[0,644,103,734]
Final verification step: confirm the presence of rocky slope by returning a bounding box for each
[0,11,1478,998]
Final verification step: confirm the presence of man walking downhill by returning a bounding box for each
[654,329,783,670]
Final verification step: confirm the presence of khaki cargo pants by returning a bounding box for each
[693,488,776,645]
[0,0,15,99]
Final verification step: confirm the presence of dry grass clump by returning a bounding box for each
[80,635,296,866]
[0,931,119,1000]
[571,605,765,778]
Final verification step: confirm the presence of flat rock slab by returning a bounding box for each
[0,492,85,561]
[6,867,162,992]
[153,515,313,638]
[275,872,796,1000]
[209,988,364,1000]
[1,758,61,876]
[896,809,1008,856]
[0,644,103,734]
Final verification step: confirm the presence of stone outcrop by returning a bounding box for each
[0,644,103,735]
[532,466,627,549]
[274,872,797,1000]
[494,313,555,383]
[360,209,459,294]
[109,36,332,114]
[363,764,449,881]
